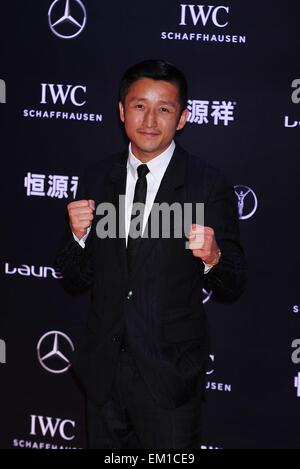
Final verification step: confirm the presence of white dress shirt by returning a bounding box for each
[73,141,212,272]
[125,140,175,244]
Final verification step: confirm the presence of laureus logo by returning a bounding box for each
[203,288,212,304]
[234,185,258,220]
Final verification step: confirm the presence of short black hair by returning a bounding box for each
[119,59,188,113]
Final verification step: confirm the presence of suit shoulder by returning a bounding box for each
[187,151,229,186]
[84,151,125,178]
[180,149,234,203]
[75,150,126,200]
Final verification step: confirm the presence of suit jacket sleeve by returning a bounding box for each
[56,172,94,293]
[203,171,247,302]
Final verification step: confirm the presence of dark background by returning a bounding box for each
[0,0,299,449]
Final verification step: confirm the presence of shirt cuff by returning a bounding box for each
[203,262,214,274]
[72,227,91,248]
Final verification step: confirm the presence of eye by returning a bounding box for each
[135,104,144,109]
[160,107,170,113]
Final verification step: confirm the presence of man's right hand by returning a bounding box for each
[67,199,95,240]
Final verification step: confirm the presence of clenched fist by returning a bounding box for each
[67,199,95,240]
[188,224,221,267]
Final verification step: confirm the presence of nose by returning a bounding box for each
[143,108,157,128]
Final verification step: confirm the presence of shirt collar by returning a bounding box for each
[128,140,175,182]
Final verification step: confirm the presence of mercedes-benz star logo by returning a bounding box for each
[234,185,258,220]
[37,331,75,374]
[48,0,87,40]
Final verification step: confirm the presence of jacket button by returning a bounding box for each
[113,335,120,342]
[126,290,133,300]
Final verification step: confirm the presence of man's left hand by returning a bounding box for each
[188,224,221,266]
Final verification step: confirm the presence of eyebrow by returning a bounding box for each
[128,97,177,107]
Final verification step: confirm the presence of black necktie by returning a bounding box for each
[127,164,149,272]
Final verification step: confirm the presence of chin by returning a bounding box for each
[142,147,161,156]
[135,142,159,153]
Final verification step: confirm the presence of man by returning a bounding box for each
[57,60,246,449]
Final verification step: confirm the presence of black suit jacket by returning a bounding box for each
[57,144,246,409]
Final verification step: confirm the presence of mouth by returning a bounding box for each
[137,130,160,137]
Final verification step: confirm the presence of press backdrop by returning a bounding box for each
[1,0,300,449]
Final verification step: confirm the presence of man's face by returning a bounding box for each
[119,78,188,162]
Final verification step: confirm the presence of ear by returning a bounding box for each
[176,108,189,131]
[119,101,125,123]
